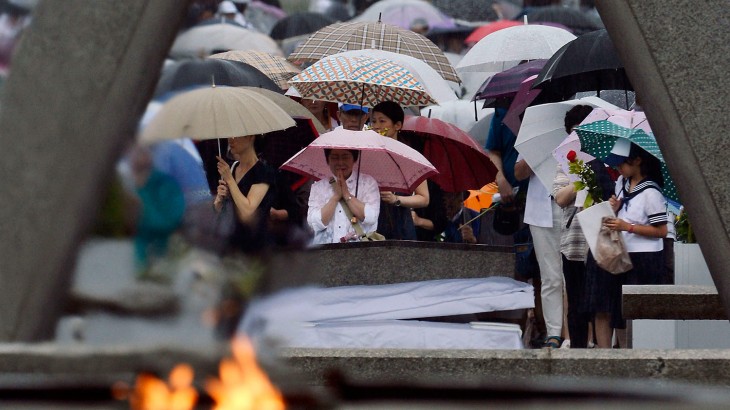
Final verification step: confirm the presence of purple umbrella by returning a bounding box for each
[473,59,548,103]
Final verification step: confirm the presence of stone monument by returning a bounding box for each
[0,1,186,341]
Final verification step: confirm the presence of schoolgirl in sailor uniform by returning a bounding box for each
[584,142,668,348]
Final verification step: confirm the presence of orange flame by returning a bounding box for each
[130,363,198,410]
[206,337,286,410]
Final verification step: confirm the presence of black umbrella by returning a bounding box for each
[525,5,604,36]
[154,59,280,98]
[270,12,335,40]
[532,29,633,102]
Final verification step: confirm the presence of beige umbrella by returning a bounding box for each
[209,50,301,90]
[139,86,295,148]
[240,87,326,135]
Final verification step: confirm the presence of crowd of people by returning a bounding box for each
[67,0,668,350]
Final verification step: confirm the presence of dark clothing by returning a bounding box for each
[444,208,481,243]
[562,255,590,348]
[584,249,665,329]
[414,181,447,241]
[228,160,277,252]
[378,196,417,240]
[485,107,527,192]
[588,159,617,201]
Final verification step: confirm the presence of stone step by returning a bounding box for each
[267,242,515,290]
[622,285,726,320]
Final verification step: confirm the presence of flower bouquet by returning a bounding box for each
[567,150,603,208]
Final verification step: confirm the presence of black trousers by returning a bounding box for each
[563,255,591,348]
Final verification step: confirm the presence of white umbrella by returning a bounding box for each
[170,23,282,59]
[139,86,295,146]
[456,24,576,75]
[330,49,458,105]
[515,96,617,191]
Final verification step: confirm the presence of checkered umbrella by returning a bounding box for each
[209,50,301,90]
[288,21,460,83]
[575,118,679,203]
[288,55,437,108]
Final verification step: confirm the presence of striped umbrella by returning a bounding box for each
[288,21,460,83]
[288,55,437,108]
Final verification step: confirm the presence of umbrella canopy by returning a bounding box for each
[473,59,548,102]
[464,182,498,212]
[240,86,327,135]
[259,117,320,170]
[532,29,632,102]
[208,50,300,90]
[139,86,295,144]
[154,59,280,98]
[456,24,576,74]
[525,5,604,36]
[553,104,620,178]
[169,22,282,59]
[400,115,497,192]
[352,0,456,31]
[288,54,437,108]
[281,128,438,192]
[288,20,460,83]
[330,49,459,105]
[244,1,287,35]
[464,20,522,46]
[575,117,679,202]
[432,0,499,23]
[515,97,617,191]
[270,12,335,40]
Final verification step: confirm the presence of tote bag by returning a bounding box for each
[594,216,633,274]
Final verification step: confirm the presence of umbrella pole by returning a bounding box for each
[473,100,478,121]
[217,138,222,158]
[355,152,362,197]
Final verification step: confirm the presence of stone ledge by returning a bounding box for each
[279,347,730,387]
[623,285,726,320]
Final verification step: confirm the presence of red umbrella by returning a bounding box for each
[400,116,498,193]
[464,20,522,46]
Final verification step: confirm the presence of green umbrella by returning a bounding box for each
[575,120,679,203]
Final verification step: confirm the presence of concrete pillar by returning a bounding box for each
[596,2,730,318]
[0,1,186,341]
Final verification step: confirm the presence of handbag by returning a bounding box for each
[182,199,237,253]
[339,197,385,241]
[594,216,633,274]
[492,203,521,236]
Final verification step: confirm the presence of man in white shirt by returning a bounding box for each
[516,157,564,348]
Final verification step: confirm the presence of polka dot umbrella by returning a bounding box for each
[574,119,679,203]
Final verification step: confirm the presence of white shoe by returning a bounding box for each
[560,339,570,348]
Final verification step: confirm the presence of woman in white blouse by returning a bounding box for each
[307,149,380,244]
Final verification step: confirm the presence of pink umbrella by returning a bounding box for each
[281,128,438,192]
[400,115,497,192]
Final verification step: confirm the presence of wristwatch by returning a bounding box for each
[394,196,401,207]
[346,195,353,201]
